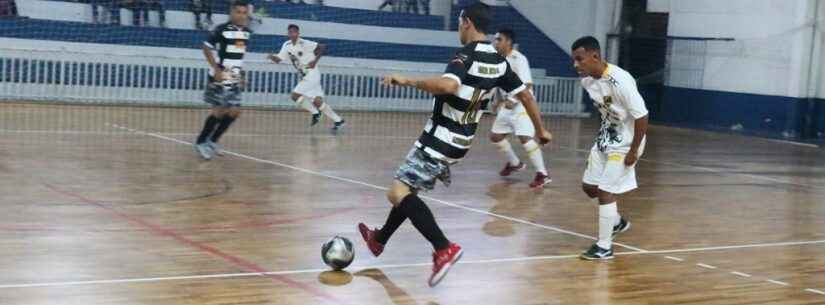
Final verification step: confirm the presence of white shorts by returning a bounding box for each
[491,103,535,137]
[293,69,324,99]
[582,145,643,194]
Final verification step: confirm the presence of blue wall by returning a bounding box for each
[0,18,455,63]
[650,86,825,142]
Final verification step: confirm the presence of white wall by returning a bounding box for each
[509,0,620,55]
[655,0,814,98]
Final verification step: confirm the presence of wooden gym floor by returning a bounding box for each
[1,103,825,305]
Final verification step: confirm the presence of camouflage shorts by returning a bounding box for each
[395,148,451,192]
[204,82,242,107]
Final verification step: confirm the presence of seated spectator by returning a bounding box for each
[191,0,213,30]
[141,0,166,27]
[91,0,121,24]
[0,0,16,17]
[378,0,400,12]
[403,0,418,14]
[419,0,429,15]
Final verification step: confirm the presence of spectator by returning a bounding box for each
[404,0,418,14]
[419,0,429,15]
[191,0,213,30]
[378,0,399,12]
[91,0,121,24]
[0,0,16,17]
[141,0,166,27]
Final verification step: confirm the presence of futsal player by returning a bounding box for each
[490,28,551,188]
[357,3,552,287]
[571,36,648,260]
[194,1,252,160]
[268,24,346,130]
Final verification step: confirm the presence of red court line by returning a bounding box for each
[42,183,348,305]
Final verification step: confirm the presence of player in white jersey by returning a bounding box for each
[490,28,550,188]
[268,24,346,130]
[572,36,648,260]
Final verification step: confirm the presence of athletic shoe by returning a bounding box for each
[311,113,322,126]
[429,243,463,287]
[332,120,347,131]
[194,143,213,160]
[357,223,384,257]
[499,162,526,177]
[580,244,614,260]
[206,141,224,157]
[529,172,552,188]
[613,218,631,237]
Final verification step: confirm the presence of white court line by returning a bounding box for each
[0,254,582,289]
[696,263,717,269]
[631,239,825,255]
[767,279,791,287]
[107,123,648,253]
[5,238,825,290]
[664,256,684,262]
[806,289,825,295]
[730,271,752,278]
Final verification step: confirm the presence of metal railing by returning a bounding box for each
[0,48,586,116]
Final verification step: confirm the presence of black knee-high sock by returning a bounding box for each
[375,207,406,245]
[398,194,450,250]
[210,116,236,143]
[197,115,220,144]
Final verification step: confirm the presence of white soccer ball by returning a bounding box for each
[321,236,354,271]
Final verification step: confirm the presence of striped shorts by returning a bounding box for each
[204,82,242,107]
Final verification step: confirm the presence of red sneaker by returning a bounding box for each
[529,172,552,188]
[358,223,384,257]
[499,162,526,177]
[428,243,463,287]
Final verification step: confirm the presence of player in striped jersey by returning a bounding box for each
[357,3,552,287]
[490,28,551,188]
[194,2,251,160]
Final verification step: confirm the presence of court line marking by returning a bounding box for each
[696,263,718,269]
[42,184,347,305]
[767,279,791,287]
[664,256,684,262]
[730,271,752,278]
[107,123,648,253]
[806,289,825,295]
[4,237,825,290]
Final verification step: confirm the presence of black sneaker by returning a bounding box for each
[580,244,614,260]
[311,113,322,126]
[613,218,631,237]
[332,120,346,131]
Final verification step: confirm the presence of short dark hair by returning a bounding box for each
[288,24,299,31]
[497,27,515,43]
[571,36,601,52]
[231,1,248,8]
[460,2,492,34]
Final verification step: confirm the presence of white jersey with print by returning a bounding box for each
[581,63,649,154]
[276,38,324,98]
[492,49,535,136]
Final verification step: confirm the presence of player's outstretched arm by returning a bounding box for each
[382,74,459,96]
[515,90,552,144]
[268,53,282,64]
[202,45,224,81]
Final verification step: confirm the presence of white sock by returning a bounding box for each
[522,140,547,175]
[318,103,342,122]
[295,96,319,114]
[493,140,520,166]
[596,202,619,249]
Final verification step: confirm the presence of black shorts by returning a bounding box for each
[204,82,242,108]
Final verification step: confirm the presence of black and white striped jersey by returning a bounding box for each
[204,22,252,83]
[415,41,527,163]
